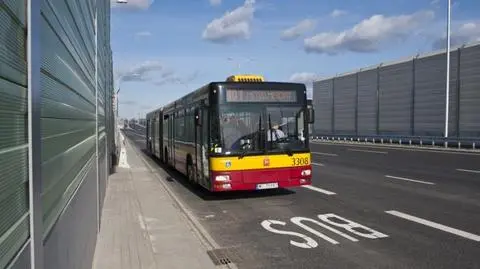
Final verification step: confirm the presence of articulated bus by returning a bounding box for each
[146,74,315,192]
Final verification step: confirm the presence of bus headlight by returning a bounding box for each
[301,169,311,176]
[215,175,230,182]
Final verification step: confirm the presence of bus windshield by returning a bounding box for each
[214,104,307,155]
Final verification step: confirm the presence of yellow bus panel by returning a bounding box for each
[210,153,311,171]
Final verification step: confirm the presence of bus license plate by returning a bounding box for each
[256,183,279,190]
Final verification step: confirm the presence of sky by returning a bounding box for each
[110,0,480,119]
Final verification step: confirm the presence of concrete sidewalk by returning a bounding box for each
[92,135,217,269]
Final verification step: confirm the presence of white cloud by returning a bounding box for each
[202,0,256,43]
[430,0,439,5]
[330,9,348,18]
[304,10,435,54]
[289,72,322,84]
[154,71,199,86]
[280,19,317,41]
[433,21,480,49]
[136,31,152,37]
[119,61,164,82]
[111,0,154,10]
[117,60,199,87]
[289,72,322,99]
[209,0,222,6]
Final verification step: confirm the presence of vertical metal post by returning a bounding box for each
[27,0,44,268]
[94,3,100,232]
[376,65,381,136]
[355,71,359,136]
[456,47,461,137]
[444,0,451,140]
[411,57,416,136]
[331,77,335,135]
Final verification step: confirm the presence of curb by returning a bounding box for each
[125,134,238,269]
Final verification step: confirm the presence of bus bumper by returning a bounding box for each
[210,165,312,192]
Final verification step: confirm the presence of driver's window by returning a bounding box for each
[297,110,305,141]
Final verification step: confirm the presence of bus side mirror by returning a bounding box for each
[195,108,202,126]
[307,108,315,124]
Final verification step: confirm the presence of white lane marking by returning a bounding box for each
[311,152,338,157]
[312,162,324,167]
[348,148,388,154]
[290,217,341,245]
[456,168,480,174]
[311,141,480,156]
[261,220,319,249]
[291,216,359,243]
[302,185,336,195]
[317,214,389,239]
[385,210,480,242]
[118,133,130,168]
[137,214,147,230]
[262,214,389,248]
[385,175,435,185]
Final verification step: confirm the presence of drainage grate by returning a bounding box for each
[206,247,241,266]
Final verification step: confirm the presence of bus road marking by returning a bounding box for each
[311,152,338,157]
[385,210,480,242]
[348,148,388,154]
[385,175,435,185]
[312,162,324,167]
[261,213,388,248]
[302,185,336,195]
[456,168,480,174]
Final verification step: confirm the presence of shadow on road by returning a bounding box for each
[138,147,296,201]
[121,129,296,200]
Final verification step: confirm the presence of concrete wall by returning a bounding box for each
[0,0,114,268]
[313,42,480,140]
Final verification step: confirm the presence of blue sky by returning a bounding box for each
[110,0,480,119]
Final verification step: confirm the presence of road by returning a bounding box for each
[123,128,480,269]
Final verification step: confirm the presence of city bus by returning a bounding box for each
[146,74,315,192]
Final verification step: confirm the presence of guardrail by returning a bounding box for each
[310,135,479,151]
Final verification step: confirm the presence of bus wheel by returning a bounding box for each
[187,163,195,183]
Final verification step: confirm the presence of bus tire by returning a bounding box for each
[186,159,195,183]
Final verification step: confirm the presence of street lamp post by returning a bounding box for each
[444,0,451,147]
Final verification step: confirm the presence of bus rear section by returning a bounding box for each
[209,153,312,191]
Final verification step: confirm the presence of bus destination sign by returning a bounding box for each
[226,89,297,103]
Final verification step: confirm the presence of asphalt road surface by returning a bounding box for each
[123,128,480,269]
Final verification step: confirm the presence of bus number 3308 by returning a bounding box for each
[292,157,309,166]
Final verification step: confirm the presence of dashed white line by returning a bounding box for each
[348,148,388,154]
[385,175,435,185]
[312,162,324,167]
[385,210,480,242]
[302,185,336,195]
[456,168,480,174]
[311,152,338,157]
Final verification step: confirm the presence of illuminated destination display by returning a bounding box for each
[226,89,298,103]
